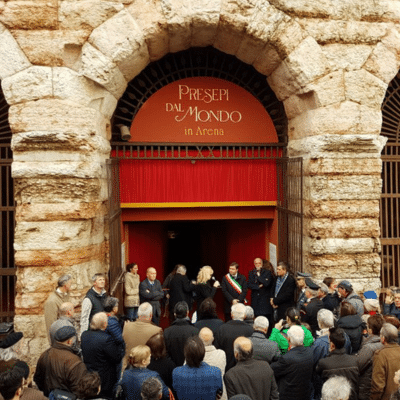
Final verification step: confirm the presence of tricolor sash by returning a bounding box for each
[225,274,242,294]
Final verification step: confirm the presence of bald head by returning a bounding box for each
[234,336,253,361]
[199,327,214,346]
[147,268,157,282]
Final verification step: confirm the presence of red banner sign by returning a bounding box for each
[130,77,278,143]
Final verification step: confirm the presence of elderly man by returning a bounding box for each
[81,312,123,400]
[44,274,72,337]
[139,267,164,325]
[249,316,280,363]
[49,302,76,345]
[337,280,364,317]
[215,303,253,372]
[370,323,400,400]
[321,376,352,400]
[199,327,227,400]
[34,326,88,397]
[123,302,162,367]
[224,336,279,400]
[295,272,312,310]
[271,325,314,400]
[80,273,108,336]
[301,280,324,336]
[141,377,163,400]
[221,262,248,322]
[164,301,199,366]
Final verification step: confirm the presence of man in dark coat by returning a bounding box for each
[139,267,164,325]
[224,336,279,400]
[221,262,248,322]
[168,265,194,316]
[163,301,199,366]
[270,261,296,321]
[81,312,123,400]
[271,325,314,400]
[316,327,359,400]
[214,303,253,372]
[301,280,324,336]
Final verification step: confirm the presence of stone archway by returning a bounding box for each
[0,1,399,364]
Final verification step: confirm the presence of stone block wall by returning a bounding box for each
[0,0,399,365]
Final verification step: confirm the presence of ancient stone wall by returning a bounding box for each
[0,0,400,365]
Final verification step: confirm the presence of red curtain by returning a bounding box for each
[120,159,277,204]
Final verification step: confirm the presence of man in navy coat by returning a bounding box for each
[139,267,164,325]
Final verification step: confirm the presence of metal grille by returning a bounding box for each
[0,84,15,322]
[112,47,287,144]
[106,159,123,301]
[277,158,303,274]
[380,71,400,288]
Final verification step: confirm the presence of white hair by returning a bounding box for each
[253,316,269,331]
[231,303,246,320]
[287,325,304,347]
[138,302,153,318]
[90,312,108,330]
[245,306,254,320]
[322,376,352,400]
[317,309,335,329]
[319,283,329,295]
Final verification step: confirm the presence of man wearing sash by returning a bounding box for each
[221,262,248,322]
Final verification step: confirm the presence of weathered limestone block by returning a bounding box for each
[296,19,387,45]
[0,0,57,30]
[268,37,329,101]
[161,0,192,52]
[88,10,150,81]
[288,135,387,159]
[15,243,107,268]
[11,30,89,67]
[14,220,105,251]
[8,99,109,141]
[307,218,380,239]
[381,27,400,59]
[214,0,258,55]
[0,28,30,79]
[80,43,127,99]
[321,44,373,72]
[287,102,382,140]
[307,253,381,280]
[127,0,169,61]
[307,237,381,256]
[236,2,286,65]
[53,68,117,120]
[344,69,387,108]
[283,91,319,120]
[15,292,48,313]
[304,200,380,219]
[191,0,220,47]
[1,66,52,105]
[303,175,383,201]
[252,45,282,77]
[59,1,124,30]
[304,158,382,176]
[14,178,108,203]
[364,42,400,83]
[383,1,400,22]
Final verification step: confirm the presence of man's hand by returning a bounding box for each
[275,319,284,330]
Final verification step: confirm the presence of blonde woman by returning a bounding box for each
[194,266,220,311]
[124,263,140,321]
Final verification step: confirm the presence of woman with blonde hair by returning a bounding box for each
[118,345,170,400]
[193,266,220,311]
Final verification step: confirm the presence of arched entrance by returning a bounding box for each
[109,47,303,287]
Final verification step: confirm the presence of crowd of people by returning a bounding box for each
[1,259,400,400]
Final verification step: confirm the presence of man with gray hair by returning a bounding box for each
[224,336,279,400]
[141,377,162,400]
[370,323,400,400]
[168,264,194,317]
[122,302,162,368]
[249,316,280,363]
[49,302,76,346]
[321,376,352,400]
[44,274,72,338]
[271,325,314,400]
[215,303,253,372]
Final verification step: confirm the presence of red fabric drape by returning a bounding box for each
[120,159,277,204]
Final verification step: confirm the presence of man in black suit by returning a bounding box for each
[301,280,324,336]
[221,262,248,322]
[270,261,296,321]
[168,265,194,317]
[139,267,164,325]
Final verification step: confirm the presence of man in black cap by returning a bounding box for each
[301,280,324,336]
[295,272,313,310]
[34,326,88,397]
[337,280,364,317]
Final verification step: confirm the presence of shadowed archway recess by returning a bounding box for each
[111,46,287,144]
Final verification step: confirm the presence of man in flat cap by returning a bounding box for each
[44,274,73,341]
[296,272,312,311]
[34,326,88,397]
[337,280,364,317]
[301,280,324,336]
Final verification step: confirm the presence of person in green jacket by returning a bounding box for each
[269,307,314,354]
